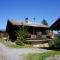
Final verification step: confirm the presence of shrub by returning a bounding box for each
[48,33,60,47]
[54,37,60,46]
[16,39,24,46]
[53,33,60,47]
[48,40,55,47]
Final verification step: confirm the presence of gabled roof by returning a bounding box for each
[50,18,60,30]
[8,19,48,28]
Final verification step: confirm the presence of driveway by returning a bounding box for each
[0,43,50,60]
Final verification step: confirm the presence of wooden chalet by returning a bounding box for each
[6,19,50,43]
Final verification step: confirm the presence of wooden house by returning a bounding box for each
[6,19,50,43]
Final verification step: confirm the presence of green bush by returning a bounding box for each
[48,38,60,47]
[54,37,60,46]
[48,34,60,47]
[48,40,55,47]
[16,40,24,46]
[53,33,60,47]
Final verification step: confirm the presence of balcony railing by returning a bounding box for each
[26,34,52,40]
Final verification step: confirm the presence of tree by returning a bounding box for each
[53,33,60,47]
[41,19,48,26]
[41,19,49,35]
[48,33,60,48]
[16,25,27,46]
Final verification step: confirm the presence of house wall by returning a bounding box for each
[6,21,17,41]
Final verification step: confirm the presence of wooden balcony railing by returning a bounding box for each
[26,34,52,40]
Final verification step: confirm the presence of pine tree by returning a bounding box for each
[41,19,48,26]
[16,25,27,46]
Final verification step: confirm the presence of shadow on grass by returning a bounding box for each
[39,47,60,51]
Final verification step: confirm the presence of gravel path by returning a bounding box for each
[0,43,50,60]
[0,43,19,60]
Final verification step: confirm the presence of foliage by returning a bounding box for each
[48,33,60,47]
[41,19,48,26]
[54,37,60,46]
[27,51,60,60]
[16,25,27,46]
[16,39,24,46]
[48,40,55,47]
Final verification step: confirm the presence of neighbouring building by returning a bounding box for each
[50,18,60,39]
[0,30,9,40]
[50,18,60,30]
[6,19,51,43]
[50,18,60,47]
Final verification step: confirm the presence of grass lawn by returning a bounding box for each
[3,42,34,48]
[0,38,34,48]
[0,38,49,48]
[27,50,60,60]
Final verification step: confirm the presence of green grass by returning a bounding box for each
[0,38,34,48]
[27,50,60,60]
[4,42,34,48]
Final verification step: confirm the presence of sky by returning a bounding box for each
[0,0,60,30]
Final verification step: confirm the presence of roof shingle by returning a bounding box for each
[8,19,48,28]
